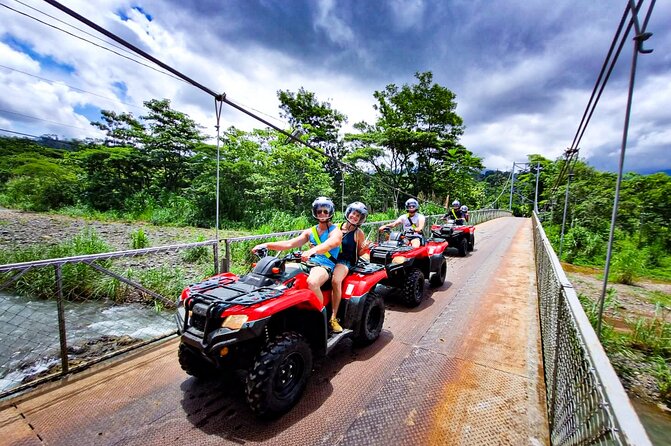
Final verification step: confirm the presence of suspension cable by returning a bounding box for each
[551,0,642,194]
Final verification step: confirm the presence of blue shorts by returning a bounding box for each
[335,258,354,270]
[305,255,335,277]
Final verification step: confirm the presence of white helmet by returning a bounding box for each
[312,196,335,219]
[345,201,368,226]
[452,200,461,208]
[460,205,468,212]
[405,198,419,211]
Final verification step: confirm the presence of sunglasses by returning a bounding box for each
[316,209,330,215]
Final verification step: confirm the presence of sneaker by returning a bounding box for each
[329,318,343,333]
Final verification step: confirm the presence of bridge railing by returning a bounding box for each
[532,212,651,445]
[0,241,219,399]
[220,209,512,273]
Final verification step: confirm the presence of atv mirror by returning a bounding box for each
[377,227,392,243]
[253,247,269,258]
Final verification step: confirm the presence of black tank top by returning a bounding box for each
[340,226,358,264]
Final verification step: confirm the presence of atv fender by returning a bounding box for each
[245,288,322,319]
[429,253,445,274]
[344,293,372,339]
[426,241,448,256]
[341,268,387,299]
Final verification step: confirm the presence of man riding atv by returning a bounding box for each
[433,200,475,256]
[378,198,425,247]
[444,200,467,225]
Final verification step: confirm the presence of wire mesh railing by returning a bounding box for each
[532,212,651,445]
[220,209,512,273]
[0,240,219,399]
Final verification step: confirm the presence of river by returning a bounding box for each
[0,292,175,393]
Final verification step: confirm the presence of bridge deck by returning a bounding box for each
[1,217,549,445]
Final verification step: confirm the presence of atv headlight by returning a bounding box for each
[221,314,248,330]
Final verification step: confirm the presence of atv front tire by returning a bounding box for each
[468,234,475,251]
[402,268,425,307]
[246,332,312,418]
[354,291,385,346]
[178,342,216,378]
[429,257,447,287]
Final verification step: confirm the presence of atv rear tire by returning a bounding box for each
[246,332,312,418]
[458,237,468,257]
[354,292,385,346]
[429,257,447,287]
[402,268,425,307]
[178,342,216,379]
[468,234,475,251]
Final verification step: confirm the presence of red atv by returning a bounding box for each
[430,219,475,257]
[366,228,448,307]
[175,248,386,418]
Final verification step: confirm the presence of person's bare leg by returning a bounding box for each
[331,263,349,318]
[307,266,329,307]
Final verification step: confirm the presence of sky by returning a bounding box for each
[0,0,669,174]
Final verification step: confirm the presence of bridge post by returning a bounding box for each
[212,242,219,274]
[54,264,69,374]
[222,239,231,273]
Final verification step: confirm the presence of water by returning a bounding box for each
[631,397,671,445]
[0,292,175,392]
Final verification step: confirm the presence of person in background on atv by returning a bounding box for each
[252,197,342,309]
[460,205,470,223]
[378,198,426,248]
[330,201,369,333]
[444,200,466,225]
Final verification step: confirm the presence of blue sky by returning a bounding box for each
[1,0,669,173]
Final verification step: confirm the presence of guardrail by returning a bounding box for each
[0,241,218,399]
[220,209,512,273]
[532,212,651,445]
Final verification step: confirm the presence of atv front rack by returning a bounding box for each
[185,281,285,333]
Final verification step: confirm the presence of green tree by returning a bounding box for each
[1,157,80,211]
[346,71,481,208]
[277,88,348,195]
[141,98,207,194]
[70,145,150,211]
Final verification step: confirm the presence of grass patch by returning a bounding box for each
[182,235,212,263]
[0,228,113,300]
[130,228,150,249]
[645,290,671,308]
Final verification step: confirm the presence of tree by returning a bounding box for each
[346,71,481,208]
[277,88,348,194]
[141,99,207,194]
[91,110,145,148]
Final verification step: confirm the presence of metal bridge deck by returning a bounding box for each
[0,217,549,445]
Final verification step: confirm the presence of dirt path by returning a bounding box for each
[0,209,239,251]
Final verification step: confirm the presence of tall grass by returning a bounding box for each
[130,228,150,249]
[0,228,112,300]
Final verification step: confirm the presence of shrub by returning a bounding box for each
[130,228,150,249]
[182,235,212,263]
[611,238,645,285]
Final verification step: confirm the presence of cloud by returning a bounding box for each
[0,0,668,174]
